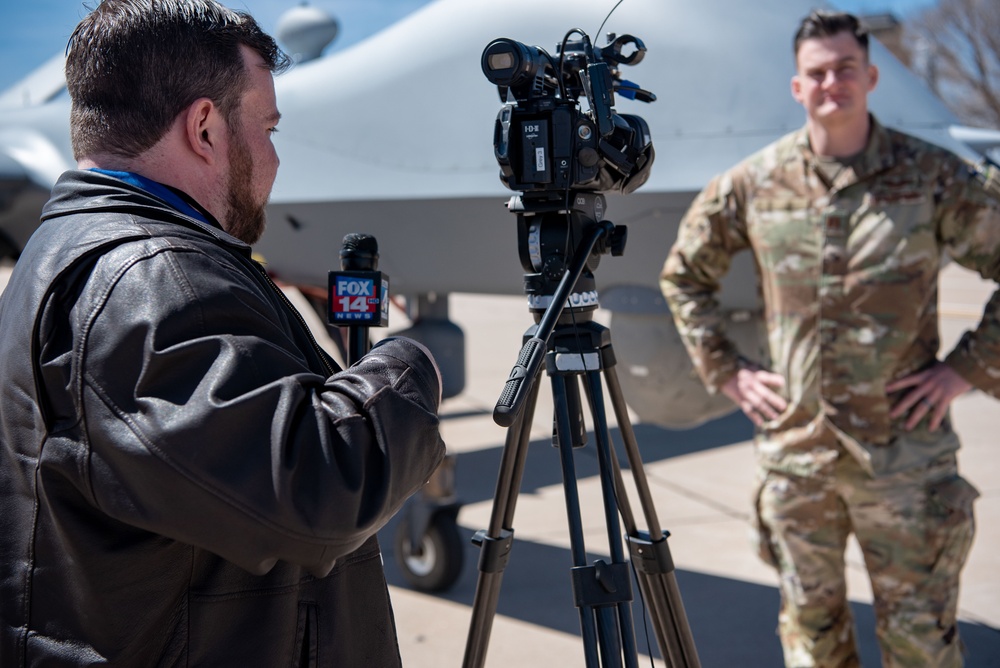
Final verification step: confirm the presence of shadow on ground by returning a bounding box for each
[381,416,1000,666]
[437,412,754,508]
[383,527,1000,667]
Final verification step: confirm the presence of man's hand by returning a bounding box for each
[887,361,973,431]
[721,367,788,427]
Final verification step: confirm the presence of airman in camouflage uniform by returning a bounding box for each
[660,10,1000,667]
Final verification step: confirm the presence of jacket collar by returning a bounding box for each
[85,168,217,228]
[41,169,250,252]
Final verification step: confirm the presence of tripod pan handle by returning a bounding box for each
[493,336,545,427]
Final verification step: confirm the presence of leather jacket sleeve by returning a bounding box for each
[39,238,446,576]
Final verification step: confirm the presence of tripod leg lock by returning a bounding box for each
[471,528,514,574]
[627,531,676,575]
[571,560,633,608]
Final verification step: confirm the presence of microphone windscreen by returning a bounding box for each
[342,233,378,255]
[340,233,379,270]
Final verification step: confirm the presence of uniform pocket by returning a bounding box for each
[925,475,979,575]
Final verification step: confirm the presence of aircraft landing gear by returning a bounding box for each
[390,295,467,592]
[393,454,464,592]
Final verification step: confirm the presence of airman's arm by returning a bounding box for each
[938,159,1000,400]
[660,171,752,394]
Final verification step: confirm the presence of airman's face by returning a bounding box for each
[791,31,878,128]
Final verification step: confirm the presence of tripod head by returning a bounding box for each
[512,191,627,324]
[494,190,627,427]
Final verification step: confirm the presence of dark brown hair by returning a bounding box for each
[66,0,291,159]
[793,10,870,59]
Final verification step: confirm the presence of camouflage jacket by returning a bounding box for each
[660,116,1000,476]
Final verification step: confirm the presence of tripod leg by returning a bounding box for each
[551,372,606,668]
[580,369,643,668]
[463,371,543,668]
[601,362,702,668]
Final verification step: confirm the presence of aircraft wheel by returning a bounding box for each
[394,513,464,593]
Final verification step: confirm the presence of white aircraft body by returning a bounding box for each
[1,0,997,427]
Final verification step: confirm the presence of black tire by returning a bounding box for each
[394,513,464,593]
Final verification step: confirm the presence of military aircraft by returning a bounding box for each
[2,0,998,429]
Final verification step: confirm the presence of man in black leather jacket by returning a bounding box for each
[0,1,446,665]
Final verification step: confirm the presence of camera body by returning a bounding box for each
[482,33,655,195]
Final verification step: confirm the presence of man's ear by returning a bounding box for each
[790,75,804,105]
[184,98,224,165]
[867,63,879,93]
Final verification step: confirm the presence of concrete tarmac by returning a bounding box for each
[1,259,997,666]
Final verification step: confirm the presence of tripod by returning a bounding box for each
[462,193,700,668]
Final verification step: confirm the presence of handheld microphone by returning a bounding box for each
[328,234,389,327]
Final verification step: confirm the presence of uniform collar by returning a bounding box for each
[795,115,897,191]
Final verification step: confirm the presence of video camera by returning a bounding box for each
[481,30,655,195]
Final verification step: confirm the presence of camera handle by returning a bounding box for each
[463,209,701,667]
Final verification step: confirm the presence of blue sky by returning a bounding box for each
[0,0,939,94]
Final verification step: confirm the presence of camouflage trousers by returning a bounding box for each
[753,451,979,667]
